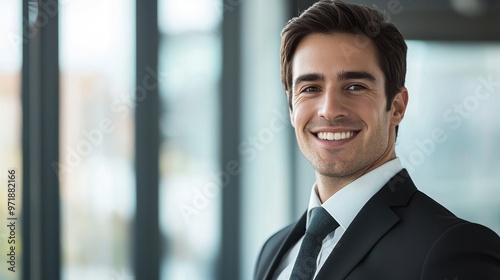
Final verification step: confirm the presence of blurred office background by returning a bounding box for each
[0,0,499,279]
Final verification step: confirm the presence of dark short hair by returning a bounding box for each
[281,0,407,112]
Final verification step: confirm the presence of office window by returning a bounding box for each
[59,0,135,278]
[0,1,22,279]
[239,1,291,279]
[397,41,500,233]
[158,0,221,279]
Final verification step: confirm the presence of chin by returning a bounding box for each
[313,164,350,178]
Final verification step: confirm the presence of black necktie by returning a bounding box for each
[290,207,339,280]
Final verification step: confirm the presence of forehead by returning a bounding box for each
[292,33,383,81]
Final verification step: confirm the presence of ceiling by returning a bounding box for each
[292,0,500,41]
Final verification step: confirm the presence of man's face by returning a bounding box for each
[289,33,407,182]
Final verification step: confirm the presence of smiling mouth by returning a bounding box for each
[317,131,359,141]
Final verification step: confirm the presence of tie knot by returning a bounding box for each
[307,207,339,240]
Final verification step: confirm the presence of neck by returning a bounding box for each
[315,173,358,203]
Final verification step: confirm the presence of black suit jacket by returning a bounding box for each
[254,170,500,280]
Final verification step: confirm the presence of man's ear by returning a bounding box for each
[391,87,408,126]
[289,108,295,127]
[287,91,295,127]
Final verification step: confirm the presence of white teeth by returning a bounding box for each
[318,131,356,141]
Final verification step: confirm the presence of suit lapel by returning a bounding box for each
[315,196,399,279]
[263,212,307,280]
[316,169,417,279]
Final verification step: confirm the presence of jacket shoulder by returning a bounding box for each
[389,189,500,278]
[421,221,500,279]
[254,223,295,280]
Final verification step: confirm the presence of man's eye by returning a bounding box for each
[347,84,366,91]
[301,86,320,93]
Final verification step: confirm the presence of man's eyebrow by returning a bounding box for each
[293,73,326,88]
[337,71,377,83]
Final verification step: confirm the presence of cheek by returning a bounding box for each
[372,110,392,136]
[357,100,387,125]
[294,97,316,116]
[293,112,304,131]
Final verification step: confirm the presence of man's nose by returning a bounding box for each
[317,89,349,121]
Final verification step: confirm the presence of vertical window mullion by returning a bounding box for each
[22,0,60,279]
[134,0,160,279]
[22,0,31,279]
[220,5,242,280]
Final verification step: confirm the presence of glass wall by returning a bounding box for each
[397,41,500,233]
[239,0,290,279]
[59,0,135,278]
[158,0,221,279]
[0,1,22,280]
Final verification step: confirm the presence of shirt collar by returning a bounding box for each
[306,158,403,230]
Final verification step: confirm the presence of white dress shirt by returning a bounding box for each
[273,158,403,279]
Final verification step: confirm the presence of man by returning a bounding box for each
[254,1,500,279]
